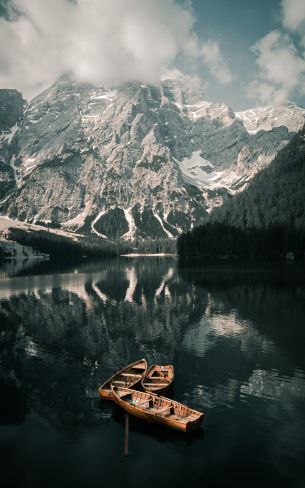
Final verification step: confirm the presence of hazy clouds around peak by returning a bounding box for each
[0,0,201,99]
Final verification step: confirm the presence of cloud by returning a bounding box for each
[0,0,199,99]
[247,1,305,105]
[0,0,234,100]
[247,30,305,104]
[281,0,305,32]
[201,40,232,84]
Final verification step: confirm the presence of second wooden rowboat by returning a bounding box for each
[141,364,174,393]
[112,386,204,432]
[98,359,147,400]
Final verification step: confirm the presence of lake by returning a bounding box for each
[0,257,305,488]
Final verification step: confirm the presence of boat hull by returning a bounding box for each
[99,389,114,400]
[112,387,204,433]
[98,359,147,400]
[142,364,174,394]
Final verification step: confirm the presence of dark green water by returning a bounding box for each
[0,257,305,488]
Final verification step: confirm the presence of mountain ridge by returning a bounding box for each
[0,75,304,240]
[177,126,305,261]
[207,124,305,229]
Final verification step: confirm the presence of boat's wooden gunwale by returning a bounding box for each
[112,386,204,432]
[141,364,174,393]
[98,359,147,400]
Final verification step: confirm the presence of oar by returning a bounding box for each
[124,414,129,457]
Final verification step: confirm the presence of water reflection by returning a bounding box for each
[0,259,305,487]
[240,368,305,402]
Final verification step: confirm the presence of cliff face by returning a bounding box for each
[0,89,26,197]
[208,125,305,230]
[0,75,304,240]
[0,89,25,131]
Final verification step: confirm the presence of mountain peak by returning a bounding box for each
[160,73,205,107]
[0,77,304,240]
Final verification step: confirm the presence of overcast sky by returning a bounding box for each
[0,0,305,110]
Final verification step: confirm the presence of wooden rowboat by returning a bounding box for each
[98,359,147,400]
[141,364,174,393]
[112,386,204,432]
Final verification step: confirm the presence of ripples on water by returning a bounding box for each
[0,258,305,487]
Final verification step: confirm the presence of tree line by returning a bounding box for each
[178,222,305,262]
[2,227,176,262]
[178,124,305,262]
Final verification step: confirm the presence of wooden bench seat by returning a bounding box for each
[121,373,141,377]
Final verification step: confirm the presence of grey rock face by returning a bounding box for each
[0,89,26,199]
[0,89,25,131]
[0,75,304,239]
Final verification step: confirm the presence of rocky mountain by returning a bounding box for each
[207,125,305,230]
[177,126,305,261]
[0,75,304,240]
[0,89,26,196]
[0,89,25,132]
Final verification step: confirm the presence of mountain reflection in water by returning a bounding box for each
[0,258,305,488]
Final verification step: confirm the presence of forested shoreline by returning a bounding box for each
[178,223,305,262]
[0,227,176,262]
[2,125,305,264]
[178,125,305,262]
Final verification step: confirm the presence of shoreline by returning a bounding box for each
[120,253,176,257]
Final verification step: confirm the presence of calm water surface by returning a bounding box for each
[0,257,305,488]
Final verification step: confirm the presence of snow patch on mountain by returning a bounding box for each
[235,103,305,135]
[122,208,137,241]
[0,123,19,144]
[63,200,93,231]
[178,151,226,190]
[91,210,108,239]
[153,211,174,238]
[0,78,304,240]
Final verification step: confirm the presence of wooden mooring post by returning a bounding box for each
[124,414,129,457]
